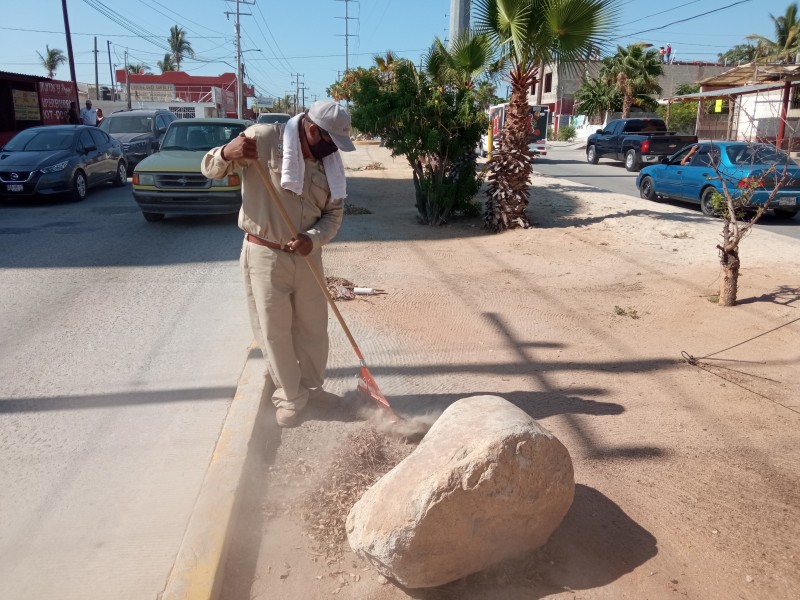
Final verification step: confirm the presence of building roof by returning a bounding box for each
[697,62,800,87]
[0,70,49,83]
[664,83,786,102]
[115,70,237,86]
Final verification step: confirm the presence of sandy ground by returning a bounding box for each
[220,145,800,600]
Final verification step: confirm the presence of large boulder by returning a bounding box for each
[346,395,574,589]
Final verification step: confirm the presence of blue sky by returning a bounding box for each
[0,0,792,102]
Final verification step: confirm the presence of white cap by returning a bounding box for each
[307,100,356,152]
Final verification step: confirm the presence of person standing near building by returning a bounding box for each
[66,101,80,124]
[95,108,105,127]
[658,47,665,63]
[201,100,355,427]
[666,44,672,64]
[80,99,97,126]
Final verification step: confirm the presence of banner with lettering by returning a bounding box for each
[38,80,77,125]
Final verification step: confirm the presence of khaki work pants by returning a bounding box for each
[241,238,328,411]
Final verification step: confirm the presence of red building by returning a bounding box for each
[114,70,255,118]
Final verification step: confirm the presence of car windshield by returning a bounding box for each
[726,145,790,165]
[101,115,154,134]
[3,129,74,152]
[161,122,249,151]
[257,114,291,124]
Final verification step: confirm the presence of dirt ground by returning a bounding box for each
[220,144,800,600]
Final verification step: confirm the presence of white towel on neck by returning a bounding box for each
[281,114,347,199]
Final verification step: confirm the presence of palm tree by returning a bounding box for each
[424,32,499,89]
[37,45,67,78]
[474,0,618,231]
[157,53,176,73]
[747,2,800,63]
[126,63,151,75]
[168,25,195,71]
[602,44,663,118]
[574,76,619,122]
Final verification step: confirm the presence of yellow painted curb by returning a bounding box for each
[159,347,264,600]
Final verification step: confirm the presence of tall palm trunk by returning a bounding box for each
[617,72,632,118]
[484,64,536,231]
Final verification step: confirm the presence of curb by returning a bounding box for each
[159,347,264,600]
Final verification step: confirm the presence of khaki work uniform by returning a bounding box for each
[201,124,344,411]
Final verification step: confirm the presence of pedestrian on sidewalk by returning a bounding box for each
[66,101,80,124]
[201,100,355,428]
[80,99,97,126]
[95,108,105,127]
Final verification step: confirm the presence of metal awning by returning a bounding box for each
[663,83,785,102]
[697,62,800,87]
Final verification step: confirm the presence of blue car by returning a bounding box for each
[636,142,800,219]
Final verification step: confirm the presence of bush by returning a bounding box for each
[347,60,486,225]
[547,127,554,140]
[557,125,576,141]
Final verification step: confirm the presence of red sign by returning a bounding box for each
[38,80,77,125]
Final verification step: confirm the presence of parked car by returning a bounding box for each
[99,108,178,173]
[131,118,253,222]
[256,112,291,125]
[0,125,127,202]
[636,141,800,219]
[586,118,698,171]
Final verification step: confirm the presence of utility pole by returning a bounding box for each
[107,41,114,100]
[299,84,308,112]
[61,0,79,107]
[93,37,99,100]
[125,49,131,109]
[225,0,254,119]
[334,0,358,75]
[292,73,303,114]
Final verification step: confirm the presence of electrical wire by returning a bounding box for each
[619,0,754,39]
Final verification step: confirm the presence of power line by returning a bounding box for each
[254,0,296,74]
[0,25,226,39]
[619,0,753,39]
[617,0,701,29]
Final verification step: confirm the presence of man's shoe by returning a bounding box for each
[309,388,339,409]
[275,408,298,428]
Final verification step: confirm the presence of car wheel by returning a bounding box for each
[587,145,598,164]
[142,211,164,222]
[639,175,657,200]
[113,161,127,187]
[625,150,640,172]
[70,170,87,202]
[773,208,799,220]
[700,187,719,217]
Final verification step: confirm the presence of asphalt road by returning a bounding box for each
[0,182,251,600]
[533,144,800,241]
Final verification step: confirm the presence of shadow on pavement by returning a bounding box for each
[405,484,658,600]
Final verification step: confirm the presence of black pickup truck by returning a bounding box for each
[586,118,698,171]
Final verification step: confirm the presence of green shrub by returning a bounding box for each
[557,125,576,141]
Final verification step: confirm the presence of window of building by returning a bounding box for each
[544,73,553,94]
[791,85,800,110]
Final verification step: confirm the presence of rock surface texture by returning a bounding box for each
[346,395,575,588]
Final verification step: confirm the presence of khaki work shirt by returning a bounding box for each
[201,124,343,253]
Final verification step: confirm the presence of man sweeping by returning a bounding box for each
[202,100,356,427]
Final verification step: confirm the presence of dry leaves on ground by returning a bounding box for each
[300,426,413,561]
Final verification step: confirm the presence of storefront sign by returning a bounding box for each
[12,89,41,121]
[38,80,76,125]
